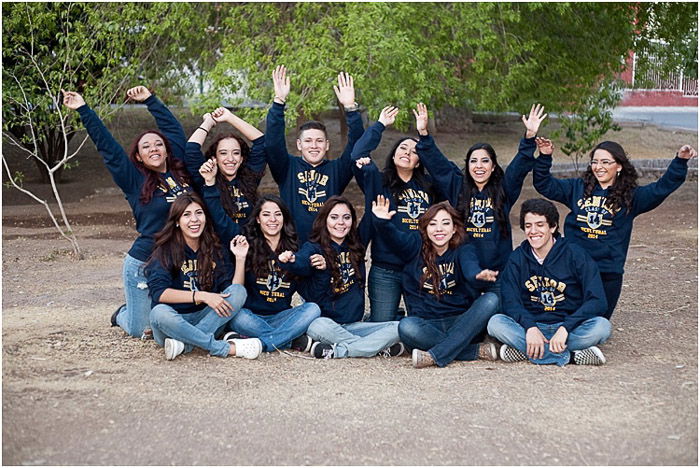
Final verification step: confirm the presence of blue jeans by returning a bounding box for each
[229,303,321,352]
[306,317,400,358]
[487,314,612,366]
[398,292,499,367]
[481,279,502,315]
[150,284,247,357]
[368,265,403,322]
[116,254,152,338]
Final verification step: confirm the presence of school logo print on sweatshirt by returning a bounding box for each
[226,185,249,219]
[525,275,567,311]
[256,260,291,303]
[297,169,328,211]
[397,188,430,230]
[575,196,616,238]
[333,251,356,295]
[466,198,494,238]
[160,176,191,203]
[421,262,456,295]
[180,259,199,291]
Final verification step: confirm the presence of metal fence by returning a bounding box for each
[632,52,698,96]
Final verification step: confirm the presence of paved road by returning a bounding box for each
[613,106,698,132]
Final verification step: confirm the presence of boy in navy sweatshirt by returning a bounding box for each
[487,199,612,366]
[264,65,365,242]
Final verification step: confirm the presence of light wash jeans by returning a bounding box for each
[150,284,247,358]
[487,314,612,366]
[116,254,152,338]
[398,292,499,367]
[306,317,400,358]
[229,302,321,352]
[368,265,403,322]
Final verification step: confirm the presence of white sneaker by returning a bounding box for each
[164,338,185,361]
[230,338,263,359]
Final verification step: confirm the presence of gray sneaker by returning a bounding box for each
[573,346,606,366]
[499,344,527,363]
[412,349,436,368]
[164,338,185,361]
[478,342,498,361]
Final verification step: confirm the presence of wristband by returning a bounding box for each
[198,127,209,134]
[344,102,359,112]
[274,96,286,104]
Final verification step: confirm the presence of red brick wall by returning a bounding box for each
[620,89,698,107]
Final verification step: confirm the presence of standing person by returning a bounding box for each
[351,106,437,322]
[62,87,191,338]
[146,193,262,360]
[372,197,501,369]
[278,196,403,359]
[185,106,266,225]
[487,198,612,366]
[533,138,697,319]
[413,103,547,300]
[264,65,365,242]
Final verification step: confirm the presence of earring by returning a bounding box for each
[176,223,179,227]
[616,170,621,176]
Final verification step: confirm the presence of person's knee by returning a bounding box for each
[398,317,422,342]
[307,316,333,337]
[486,313,509,337]
[590,316,612,343]
[301,302,322,320]
[478,292,500,316]
[150,304,174,328]
[222,284,247,310]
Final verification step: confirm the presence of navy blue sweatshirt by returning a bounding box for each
[77,96,191,261]
[264,102,365,242]
[501,237,607,332]
[281,240,366,324]
[184,136,266,225]
[417,134,537,272]
[146,245,234,314]
[533,154,689,274]
[351,122,435,271]
[374,216,483,320]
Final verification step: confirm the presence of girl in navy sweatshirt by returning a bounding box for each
[145,193,262,360]
[413,103,547,300]
[278,196,402,359]
[62,87,192,339]
[185,107,266,226]
[533,138,696,319]
[372,197,501,369]
[351,106,437,323]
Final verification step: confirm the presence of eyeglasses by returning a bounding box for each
[590,160,617,167]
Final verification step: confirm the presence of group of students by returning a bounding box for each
[61,65,696,368]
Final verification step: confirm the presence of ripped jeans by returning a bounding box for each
[115,254,152,338]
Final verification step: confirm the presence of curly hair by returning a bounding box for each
[418,201,466,300]
[128,129,191,205]
[308,196,366,292]
[204,134,264,219]
[457,143,508,237]
[582,141,638,213]
[149,192,222,292]
[382,137,436,202]
[242,195,299,279]
[519,198,560,236]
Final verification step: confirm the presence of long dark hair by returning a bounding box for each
[382,137,435,202]
[128,129,191,205]
[582,141,639,212]
[149,192,222,292]
[242,195,299,279]
[457,143,508,237]
[308,196,366,291]
[204,134,264,219]
[418,202,466,300]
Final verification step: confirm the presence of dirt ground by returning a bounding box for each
[2,110,698,465]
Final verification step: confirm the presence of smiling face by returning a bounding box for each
[468,149,494,189]
[136,133,168,172]
[215,137,243,180]
[297,129,330,166]
[257,201,284,238]
[590,149,622,189]
[523,212,556,255]
[426,209,456,253]
[392,139,419,171]
[326,203,353,244]
[178,202,206,243]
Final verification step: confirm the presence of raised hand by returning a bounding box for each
[61,90,86,110]
[378,106,399,127]
[198,158,218,186]
[278,250,296,264]
[309,254,326,270]
[229,235,249,258]
[211,106,235,124]
[355,157,371,169]
[522,103,547,139]
[272,65,290,103]
[412,103,429,136]
[475,269,499,282]
[333,72,356,109]
[371,194,396,220]
[535,137,554,156]
[126,86,152,102]
[678,145,697,160]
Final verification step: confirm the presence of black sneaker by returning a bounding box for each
[379,342,405,358]
[291,334,314,353]
[310,342,334,359]
[499,344,528,363]
[573,346,606,366]
[111,304,124,327]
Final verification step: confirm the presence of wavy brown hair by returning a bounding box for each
[308,196,366,291]
[242,195,299,279]
[204,134,264,219]
[128,129,191,205]
[148,192,222,292]
[582,141,639,213]
[418,201,466,300]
